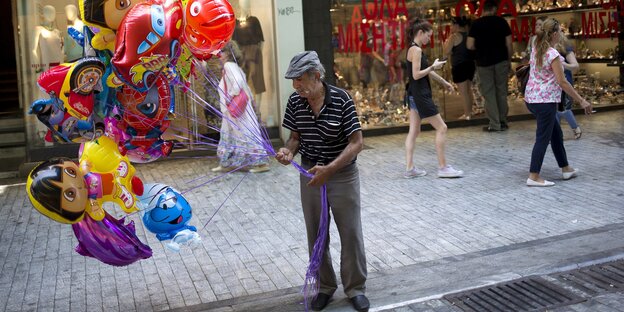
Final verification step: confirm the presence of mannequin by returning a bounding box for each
[232,0,265,118]
[32,5,63,72]
[64,5,84,62]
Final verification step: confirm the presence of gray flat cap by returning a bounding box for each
[284,51,321,79]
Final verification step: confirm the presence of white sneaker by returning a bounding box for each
[437,165,463,178]
[404,167,427,178]
[526,178,555,187]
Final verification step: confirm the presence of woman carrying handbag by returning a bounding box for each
[212,41,270,173]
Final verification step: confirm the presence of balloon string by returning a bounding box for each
[200,171,249,231]
[289,161,328,309]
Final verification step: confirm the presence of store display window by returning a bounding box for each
[187,0,281,143]
[330,0,623,129]
[15,0,280,156]
[16,0,86,149]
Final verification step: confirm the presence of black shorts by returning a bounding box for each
[408,95,439,119]
[451,61,476,83]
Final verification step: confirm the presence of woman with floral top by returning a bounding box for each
[524,18,592,187]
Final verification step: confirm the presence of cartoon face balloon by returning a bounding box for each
[30,58,105,142]
[117,75,172,133]
[80,0,148,30]
[183,0,235,59]
[138,183,196,241]
[27,158,89,224]
[112,0,184,91]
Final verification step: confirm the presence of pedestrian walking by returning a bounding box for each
[212,41,270,173]
[404,18,463,179]
[467,0,512,132]
[524,18,592,187]
[443,16,476,120]
[275,51,369,311]
[555,33,583,139]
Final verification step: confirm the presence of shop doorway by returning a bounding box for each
[0,1,19,117]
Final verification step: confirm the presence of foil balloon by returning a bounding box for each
[29,58,105,142]
[182,0,235,60]
[114,75,174,163]
[167,229,201,252]
[72,212,152,266]
[138,183,197,241]
[27,158,90,224]
[112,0,184,91]
[79,136,145,214]
[79,0,148,51]
[118,75,172,134]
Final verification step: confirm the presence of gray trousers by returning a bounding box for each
[477,60,510,130]
[300,161,367,298]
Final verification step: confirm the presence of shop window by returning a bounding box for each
[15,0,281,155]
[330,0,623,130]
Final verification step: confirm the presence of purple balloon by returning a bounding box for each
[72,213,152,266]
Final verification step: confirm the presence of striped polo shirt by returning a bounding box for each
[282,82,361,165]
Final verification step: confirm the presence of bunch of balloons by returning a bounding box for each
[29,0,236,162]
[26,0,236,266]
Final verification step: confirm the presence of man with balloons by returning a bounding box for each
[26,0,351,310]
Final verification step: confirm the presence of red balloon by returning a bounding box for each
[115,75,174,163]
[183,0,235,60]
[117,75,172,134]
[112,0,184,91]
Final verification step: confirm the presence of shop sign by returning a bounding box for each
[456,0,618,41]
[336,0,409,53]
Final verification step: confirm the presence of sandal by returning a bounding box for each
[249,165,270,173]
[573,127,582,139]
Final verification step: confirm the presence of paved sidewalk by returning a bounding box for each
[0,110,622,311]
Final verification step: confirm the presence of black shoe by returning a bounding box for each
[501,123,509,130]
[350,295,370,312]
[483,126,502,132]
[310,293,332,311]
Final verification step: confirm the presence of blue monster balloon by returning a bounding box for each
[138,183,197,241]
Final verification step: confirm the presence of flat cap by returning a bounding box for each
[284,51,322,79]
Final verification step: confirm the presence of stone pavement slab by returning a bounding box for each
[0,110,622,311]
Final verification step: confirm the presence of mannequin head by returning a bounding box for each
[42,5,56,24]
[230,0,251,18]
[65,5,78,22]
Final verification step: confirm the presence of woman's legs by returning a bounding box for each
[526,103,557,182]
[405,109,422,170]
[549,117,571,170]
[425,114,448,168]
[457,80,474,118]
[557,109,579,129]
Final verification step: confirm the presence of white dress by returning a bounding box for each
[216,61,268,168]
[34,26,64,70]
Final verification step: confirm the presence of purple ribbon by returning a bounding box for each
[291,161,328,310]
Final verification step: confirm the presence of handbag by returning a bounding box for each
[223,74,248,118]
[515,63,530,95]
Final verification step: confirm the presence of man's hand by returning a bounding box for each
[307,165,334,187]
[275,147,293,165]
